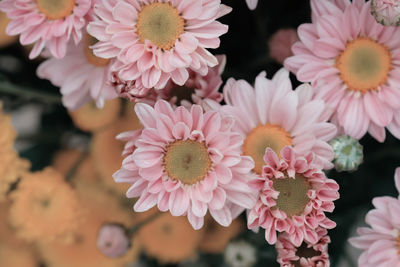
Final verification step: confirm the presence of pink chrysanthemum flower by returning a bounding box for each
[113,100,257,229]
[115,55,225,107]
[111,70,156,105]
[276,227,331,267]
[87,0,231,91]
[371,0,400,26]
[0,0,91,59]
[157,54,225,107]
[220,69,337,173]
[349,167,400,267]
[37,34,117,110]
[245,0,258,10]
[285,0,400,142]
[248,146,339,246]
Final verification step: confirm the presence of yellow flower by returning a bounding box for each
[9,168,82,243]
[91,102,142,195]
[52,149,98,184]
[0,103,30,201]
[38,180,140,267]
[69,99,122,132]
[137,208,203,263]
[0,202,40,267]
[199,217,244,253]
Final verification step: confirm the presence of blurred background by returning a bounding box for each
[0,0,399,266]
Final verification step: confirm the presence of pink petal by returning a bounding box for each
[209,187,226,210]
[134,191,157,212]
[209,206,232,227]
[363,92,393,127]
[169,188,190,216]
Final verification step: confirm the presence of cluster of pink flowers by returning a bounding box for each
[349,168,400,267]
[3,0,400,265]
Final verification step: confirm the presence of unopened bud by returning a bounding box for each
[97,223,131,258]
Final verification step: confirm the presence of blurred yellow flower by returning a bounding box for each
[9,168,82,243]
[0,103,30,202]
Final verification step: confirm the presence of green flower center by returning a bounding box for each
[273,174,311,217]
[336,37,392,93]
[163,140,212,185]
[36,0,75,20]
[137,3,185,50]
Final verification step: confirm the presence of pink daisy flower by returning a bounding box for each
[0,0,91,59]
[349,167,400,267]
[276,227,331,267]
[220,69,337,173]
[285,0,400,142]
[245,0,258,10]
[248,146,340,246]
[113,100,257,229]
[157,54,225,107]
[87,0,231,90]
[115,55,225,107]
[37,34,117,110]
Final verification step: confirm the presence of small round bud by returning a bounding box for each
[329,135,363,172]
[97,223,131,258]
[371,0,400,26]
[224,240,256,267]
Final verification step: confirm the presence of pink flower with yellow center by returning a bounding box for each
[248,146,339,246]
[87,0,231,91]
[113,100,257,229]
[276,227,331,267]
[220,69,337,174]
[37,34,117,110]
[349,167,400,267]
[285,0,400,142]
[0,0,91,59]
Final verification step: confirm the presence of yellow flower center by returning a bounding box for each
[273,174,311,217]
[137,3,185,50]
[32,193,54,216]
[84,34,110,67]
[163,140,212,185]
[36,0,75,20]
[336,37,392,93]
[243,124,293,174]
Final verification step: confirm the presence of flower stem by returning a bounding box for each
[65,151,89,182]
[127,212,163,237]
[0,79,61,104]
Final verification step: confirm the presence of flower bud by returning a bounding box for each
[371,0,400,26]
[329,135,363,172]
[97,223,131,258]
